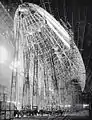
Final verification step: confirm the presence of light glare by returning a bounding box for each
[0,46,7,63]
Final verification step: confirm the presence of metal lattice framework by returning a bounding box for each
[12,3,86,110]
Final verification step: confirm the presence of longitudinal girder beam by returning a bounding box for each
[14,3,86,110]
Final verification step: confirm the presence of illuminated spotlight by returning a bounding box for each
[65,104,71,107]
[0,46,8,63]
[83,104,89,108]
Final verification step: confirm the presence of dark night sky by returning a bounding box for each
[1,0,92,23]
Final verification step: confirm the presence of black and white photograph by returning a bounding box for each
[0,0,91,120]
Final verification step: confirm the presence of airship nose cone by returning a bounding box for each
[18,3,35,15]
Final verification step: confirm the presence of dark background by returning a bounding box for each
[0,0,92,101]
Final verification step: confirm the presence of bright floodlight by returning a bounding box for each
[0,46,7,63]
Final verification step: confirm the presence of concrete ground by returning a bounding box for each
[13,116,90,120]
